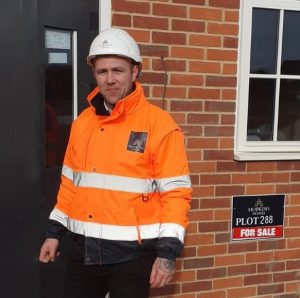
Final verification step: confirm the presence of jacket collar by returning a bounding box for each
[87,82,144,116]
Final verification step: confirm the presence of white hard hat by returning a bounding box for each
[87,28,142,65]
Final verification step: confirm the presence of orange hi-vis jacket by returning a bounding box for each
[48,82,192,264]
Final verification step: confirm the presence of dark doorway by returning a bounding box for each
[0,1,98,297]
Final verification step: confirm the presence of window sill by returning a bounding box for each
[234,151,300,161]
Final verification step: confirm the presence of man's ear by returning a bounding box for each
[132,64,140,81]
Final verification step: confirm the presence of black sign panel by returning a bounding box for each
[231,194,285,241]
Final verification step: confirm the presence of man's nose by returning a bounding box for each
[107,71,116,84]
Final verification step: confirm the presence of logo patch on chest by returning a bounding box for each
[127,131,148,153]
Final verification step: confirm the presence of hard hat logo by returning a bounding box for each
[87,28,142,66]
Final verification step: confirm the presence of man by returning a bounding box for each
[39,28,192,298]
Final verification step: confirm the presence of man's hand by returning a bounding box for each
[39,238,60,263]
[150,257,176,288]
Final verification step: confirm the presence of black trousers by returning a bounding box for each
[64,253,156,298]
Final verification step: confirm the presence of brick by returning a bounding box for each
[223,63,237,75]
[189,210,213,222]
[217,161,246,172]
[215,232,231,243]
[153,58,186,72]
[277,161,300,171]
[208,22,239,35]
[222,88,236,100]
[291,171,300,181]
[261,172,290,183]
[172,46,205,59]
[231,173,260,184]
[173,0,205,4]
[153,86,186,99]
[172,19,205,33]
[258,239,286,251]
[200,198,230,209]
[190,7,222,21]
[258,284,284,295]
[206,75,237,87]
[209,0,240,9]
[228,242,257,253]
[284,227,300,238]
[187,150,202,161]
[286,260,300,270]
[203,150,233,161]
[197,291,226,298]
[153,3,187,18]
[182,281,212,293]
[197,244,227,256]
[198,221,229,233]
[204,126,234,137]
[174,270,196,282]
[225,10,240,22]
[247,162,276,172]
[189,34,221,47]
[228,264,256,276]
[171,74,204,86]
[112,0,150,13]
[273,271,299,282]
[276,183,300,194]
[285,206,300,217]
[274,249,300,261]
[190,186,215,198]
[197,267,226,280]
[207,49,237,61]
[215,185,245,196]
[200,173,231,184]
[244,273,272,285]
[139,72,165,85]
[187,114,219,125]
[215,254,244,266]
[181,247,197,258]
[246,251,273,263]
[227,287,257,298]
[221,114,235,125]
[153,32,186,45]
[213,277,243,289]
[258,262,285,273]
[188,161,216,173]
[205,100,236,112]
[170,100,202,112]
[223,36,239,48]
[184,258,214,269]
[214,209,231,220]
[139,44,168,57]
[220,137,234,149]
[184,234,214,246]
[246,184,276,195]
[133,16,168,30]
[287,238,300,249]
[112,14,131,27]
[189,88,220,100]
[181,125,203,136]
[190,61,221,74]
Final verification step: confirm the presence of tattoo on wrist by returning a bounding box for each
[158,258,175,272]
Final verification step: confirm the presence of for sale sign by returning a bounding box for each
[231,194,285,241]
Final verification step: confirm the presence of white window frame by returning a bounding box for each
[235,0,300,161]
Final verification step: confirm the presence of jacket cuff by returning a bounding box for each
[46,219,68,240]
[156,237,183,261]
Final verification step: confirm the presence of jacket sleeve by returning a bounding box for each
[152,129,192,260]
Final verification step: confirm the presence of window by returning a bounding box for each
[235,0,300,160]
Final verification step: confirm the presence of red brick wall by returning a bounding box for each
[111,0,300,297]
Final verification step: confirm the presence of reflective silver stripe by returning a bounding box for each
[62,165,190,193]
[50,209,185,242]
[62,165,73,180]
[156,175,191,193]
[159,223,185,243]
[49,208,69,227]
[49,209,161,241]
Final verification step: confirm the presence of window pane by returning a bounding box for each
[278,79,300,140]
[45,28,73,168]
[250,8,279,74]
[247,79,276,141]
[281,11,300,75]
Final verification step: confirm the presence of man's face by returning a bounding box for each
[92,56,139,110]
